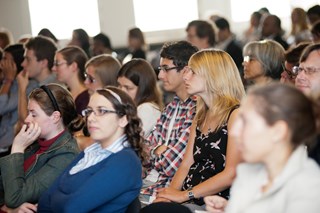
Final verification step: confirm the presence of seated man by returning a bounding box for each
[140,41,198,204]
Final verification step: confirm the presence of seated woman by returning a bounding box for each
[205,83,320,213]
[84,54,121,95]
[52,46,89,115]
[0,83,83,210]
[38,86,144,213]
[154,50,245,211]
[0,44,38,155]
[117,58,163,137]
[242,40,285,87]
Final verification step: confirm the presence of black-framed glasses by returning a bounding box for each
[282,65,296,79]
[84,72,96,83]
[82,108,118,117]
[157,66,182,72]
[292,66,320,75]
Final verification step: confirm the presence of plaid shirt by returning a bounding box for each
[141,95,196,196]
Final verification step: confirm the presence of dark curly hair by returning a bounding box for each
[96,86,145,162]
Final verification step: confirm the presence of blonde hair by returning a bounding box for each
[189,49,245,129]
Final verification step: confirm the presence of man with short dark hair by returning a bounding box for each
[186,20,215,50]
[140,41,198,205]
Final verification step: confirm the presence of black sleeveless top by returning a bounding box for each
[182,105,239,205]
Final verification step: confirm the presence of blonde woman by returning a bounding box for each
[154,49,245,211]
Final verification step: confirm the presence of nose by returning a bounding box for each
[183,70,191,82]
[21,58,27,68]
[52,65,57,72]
[158,69,165,80]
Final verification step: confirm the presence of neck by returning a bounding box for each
[99,130,125,149]
[253,76,273,85]
[36,68,52,83]
[67,78,86,99]
[264,144,293,182]
[175,87,190,102]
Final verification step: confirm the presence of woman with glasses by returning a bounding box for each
[117,59,163,137]
[204,83,320,213]
[38,86,144,213]
[84,54,121,95]
[52,46,89,115]
[152,49,245,211]
[242,40,285,86]
[280,42,310,84]
[0,84,83,211]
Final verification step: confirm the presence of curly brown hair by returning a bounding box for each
[96,86,145,162]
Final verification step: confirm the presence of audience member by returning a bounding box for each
[38,28,58,44]
[52,46,89,114]
[307,5,320,26]
[242,11,262,45]
[311,20,320,43]
[117,58,163,137]
[0,29,13,49]
[92,33,116,57]
[120,27,147,64]
[186,20,216,50]
[287,8,312,46]
[0,84,83,210]
[205,83,320,213]
[38,87,144,212]
[281,42,310,84]
[293,43,320,165]
[154,49,245,212]
[69,28,91,58]
[0,44,37,154]
[140,41,198,205]
[261,14,289,50]
[84,54,121,95]
[214,17,243,71]
[16,36,58,126]
[242,40,285,86]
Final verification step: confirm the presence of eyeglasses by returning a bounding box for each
[82,107,118,117]
[53,61,68,67]
[292,66,320,75]
[243,56,257,63]
[157,66,182,72]
[84,72,96,83]
[184,66,195,75]
[282,65,296,79]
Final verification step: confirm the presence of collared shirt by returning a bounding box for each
[141,95,197,196]
[69,135,128,174]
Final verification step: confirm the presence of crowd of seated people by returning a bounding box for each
[0,4,320,213]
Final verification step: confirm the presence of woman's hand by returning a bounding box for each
[11,122,41,153]
[156,187,188,203]
[4,203,38,213]
[204,195,227,213]
[0,58,17,82]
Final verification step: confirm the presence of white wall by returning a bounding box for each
[0,0,301,48]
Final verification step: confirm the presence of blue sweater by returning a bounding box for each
[38,148,142,213]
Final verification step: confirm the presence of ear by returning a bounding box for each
[118,115,128,128]
[51,111,62,124]
[39,58,49,69]
[271,120,289,143]
[70,61,78,72]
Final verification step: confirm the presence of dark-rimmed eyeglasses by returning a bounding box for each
[292,66,320,76]
[157,66,182,72]
[84,72,96,83]
[282,65,296,79]
[82,108,118,117]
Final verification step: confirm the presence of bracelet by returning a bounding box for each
[2,78,14,84]
[188,190,195,200]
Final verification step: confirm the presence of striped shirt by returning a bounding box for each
[69,135,128,174]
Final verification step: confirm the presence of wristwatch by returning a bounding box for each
[188,190,195,200]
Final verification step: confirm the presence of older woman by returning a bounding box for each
[0,84,83,211]
[242,40,285,86]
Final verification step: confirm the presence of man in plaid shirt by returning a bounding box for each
[140,41,198,204]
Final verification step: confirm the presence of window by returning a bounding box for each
[28,0,100,39]
[133,0,198,32]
